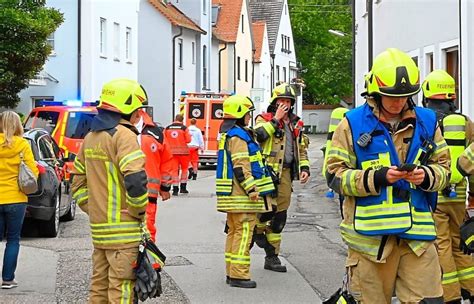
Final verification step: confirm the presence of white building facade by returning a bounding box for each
[354,0,461,112]
[138,0,205,125]
[18,0,139,114]
[249,0,301,116]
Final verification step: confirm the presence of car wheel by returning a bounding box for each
[40,192,60,237]
[61,193,76,222]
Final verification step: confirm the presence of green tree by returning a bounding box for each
[0,0,63,108]
[289,0,352,104]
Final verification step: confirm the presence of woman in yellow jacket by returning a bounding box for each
[0,111,39,289]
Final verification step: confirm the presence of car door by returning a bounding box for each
[37,135,62,209]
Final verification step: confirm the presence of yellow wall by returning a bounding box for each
[235,0,253,95]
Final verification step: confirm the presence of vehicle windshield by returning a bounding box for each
[65,112,95,139]
[30,111,60,134]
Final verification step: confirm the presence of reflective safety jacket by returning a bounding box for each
[326,99,450,260]
[347,104,438,240]
[216,125,274,213]
[254,113,310,180]
[138,113,173,199]
[437,114,474,204]
[322,107,349,176]
[165,121,191,155]
[72,116,148,250]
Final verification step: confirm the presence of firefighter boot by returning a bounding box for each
[180,183,189,194]
[264,255,287,272]
[172,186,179,196]
[229,278,257,288]
[188,168,194,180]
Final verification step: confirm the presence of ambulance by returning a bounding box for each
[179,92,229,165]
[24,100,98,192]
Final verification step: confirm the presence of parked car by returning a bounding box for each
[23,128,76,237]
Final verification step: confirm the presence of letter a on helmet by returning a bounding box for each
[98,78,149,115]
[366,48,421,97]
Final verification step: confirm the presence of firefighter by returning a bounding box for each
[216,94,275,288]
[253,83,310,272]
[322,107,349,209]
[165,114,192,195]
[134,109,173,242]
[71,78,149,303]
[187,118,204,180]
[326,48,451,303]
[423,70,474,303]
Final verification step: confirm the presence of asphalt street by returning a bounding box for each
[0,134,346,303]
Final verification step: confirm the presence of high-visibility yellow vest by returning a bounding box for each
[322,107,349,176]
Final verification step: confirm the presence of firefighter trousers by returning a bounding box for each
[434,202,474,302]
[225,212,257,280]
[89,247,138,304]
[146,202,158,242]
[345,240,443,303]
[255,168,292,255]
[171,155,190,185]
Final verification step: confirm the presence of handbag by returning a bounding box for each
[18,152,38,194]
[323,274,357,304]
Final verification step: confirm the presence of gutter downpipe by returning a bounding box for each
[458,0,463,110]
[368,0,373,70]
[351,0,355,107]
[218,42,228,92]
[251,49,256,88]
[270,53,275,90]
[172,27,183,120]
[233,43,236,93]
[77,0,81,100]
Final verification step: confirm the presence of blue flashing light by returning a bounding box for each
[180,90,187,96]
[64,100,83,107]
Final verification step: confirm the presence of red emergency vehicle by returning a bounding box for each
[179,92,229,164]
[24,101,97,191]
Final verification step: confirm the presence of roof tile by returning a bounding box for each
[148,0,206,34]
[249,0,284,53]
[252,21,266,62]
[212,0,243,43]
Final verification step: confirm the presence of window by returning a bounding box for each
[192,42,195,64]
[66,112,95,139]
[282,34,284,50]
[445,48,459,109]
[427,53,433,73]
[203,45,207,88]
[245,59,248,82]
[100,18,107,56]
[31,96,54,108]
[38,136,55,160]
[113,22,120,60]
[126,27,132,62]
[178,38,183,68]
[212,6,220,25]
[287,37,290,52]
[47,33,55,54]
[285,3,287,15]
[276,65,280,81]
[32,111,60,134]
[203,0,207,15]
[283,67,287,82]
[241,14,244,33]
[237,56,241,80]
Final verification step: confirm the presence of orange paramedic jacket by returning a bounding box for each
[139,112,173,198]
[165,121,192,155]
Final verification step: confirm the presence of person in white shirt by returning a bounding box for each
[188,118,204,180]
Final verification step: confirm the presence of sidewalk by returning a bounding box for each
[0,243,57,303]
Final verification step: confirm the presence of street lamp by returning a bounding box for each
[328,29,348,37]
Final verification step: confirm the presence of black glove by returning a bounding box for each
[460,217,474,255]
